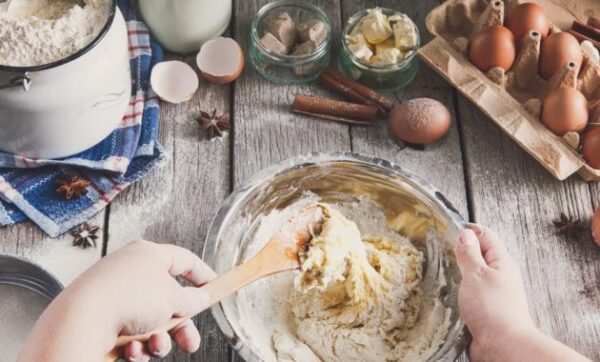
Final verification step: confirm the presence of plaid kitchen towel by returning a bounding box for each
[0,0,167,237]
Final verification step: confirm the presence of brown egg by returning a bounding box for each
[591,206,600,247]
[583,127,600,169]
[468,25,516,72]
[389,98,452,144]
[505,3,549,42]
[539,32,582,80]
[541,86,588,136]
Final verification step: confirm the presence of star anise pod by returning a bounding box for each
[196,109,230,139]
[70,222,100,249]
[553,212,583,239]
[56,176,91,200]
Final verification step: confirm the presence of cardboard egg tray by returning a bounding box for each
[418,0,600,181]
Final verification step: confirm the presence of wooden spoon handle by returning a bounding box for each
[105,256,276,361]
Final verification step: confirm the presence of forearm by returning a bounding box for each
[474,327,591,362]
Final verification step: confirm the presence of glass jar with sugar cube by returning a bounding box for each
[249,0,332,84]
[338,8,420,92]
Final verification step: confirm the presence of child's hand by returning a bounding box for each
[456,224,590,362]
[19,241,217,362]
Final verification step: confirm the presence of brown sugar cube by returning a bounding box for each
[292,40,318,56]
[267,12,296,50]
[260,32,288,55]
[292,41,318,75]
[297,19,327,46]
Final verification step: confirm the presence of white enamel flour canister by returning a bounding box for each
[0,0,130,159]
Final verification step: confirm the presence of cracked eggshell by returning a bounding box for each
[150,61,199,104]
[197,37,245,85]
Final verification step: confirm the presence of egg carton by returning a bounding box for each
[418,0,600,181]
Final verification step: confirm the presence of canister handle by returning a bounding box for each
[0,73,31,91]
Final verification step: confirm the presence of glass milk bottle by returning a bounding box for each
[139,0,232,53]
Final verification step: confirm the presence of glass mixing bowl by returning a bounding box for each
[202,153,469,361]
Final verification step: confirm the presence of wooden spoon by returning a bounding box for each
[106,204,325,361]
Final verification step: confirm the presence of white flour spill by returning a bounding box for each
[0,0,111,67]
[23,171,173,286]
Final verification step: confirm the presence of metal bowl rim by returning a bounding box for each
[0,254,64,299]
[202,152,469,361]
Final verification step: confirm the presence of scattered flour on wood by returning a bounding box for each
[25,175,172,286]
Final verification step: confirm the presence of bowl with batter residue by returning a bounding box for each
[203,153,469,362]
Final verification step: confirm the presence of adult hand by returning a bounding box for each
[456,224,590,362]
[19,241,217,362]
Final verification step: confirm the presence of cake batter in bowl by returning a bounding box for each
[203,153,469,361]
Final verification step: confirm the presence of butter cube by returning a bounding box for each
[375,39,397,55]
[392,15,417,50]
[371,47,402,65]
[345,33,374,63]
[372,39,403,65]
[360,8,392,44]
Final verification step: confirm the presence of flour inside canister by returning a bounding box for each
[0,0,112,67]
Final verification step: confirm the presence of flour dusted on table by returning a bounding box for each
[0,0,112,67]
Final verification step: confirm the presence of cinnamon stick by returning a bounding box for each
[318,71,372,107]
[572,21,600,41]
[318,66,394,113]
[587,16,600,31]
[291,94,377,125]
[568,30,600,50]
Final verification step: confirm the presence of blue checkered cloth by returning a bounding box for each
[0,0,167,237]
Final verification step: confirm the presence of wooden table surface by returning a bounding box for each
[2,0,599,361]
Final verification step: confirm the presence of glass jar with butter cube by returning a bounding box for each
[338,8,420,92]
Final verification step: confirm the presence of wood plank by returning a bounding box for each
[232,0,348,185]
[459,95,600,361]
[106,49,232,361]
[341,2,468,361]
[0,215,104,285]
[231,1,346,360]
